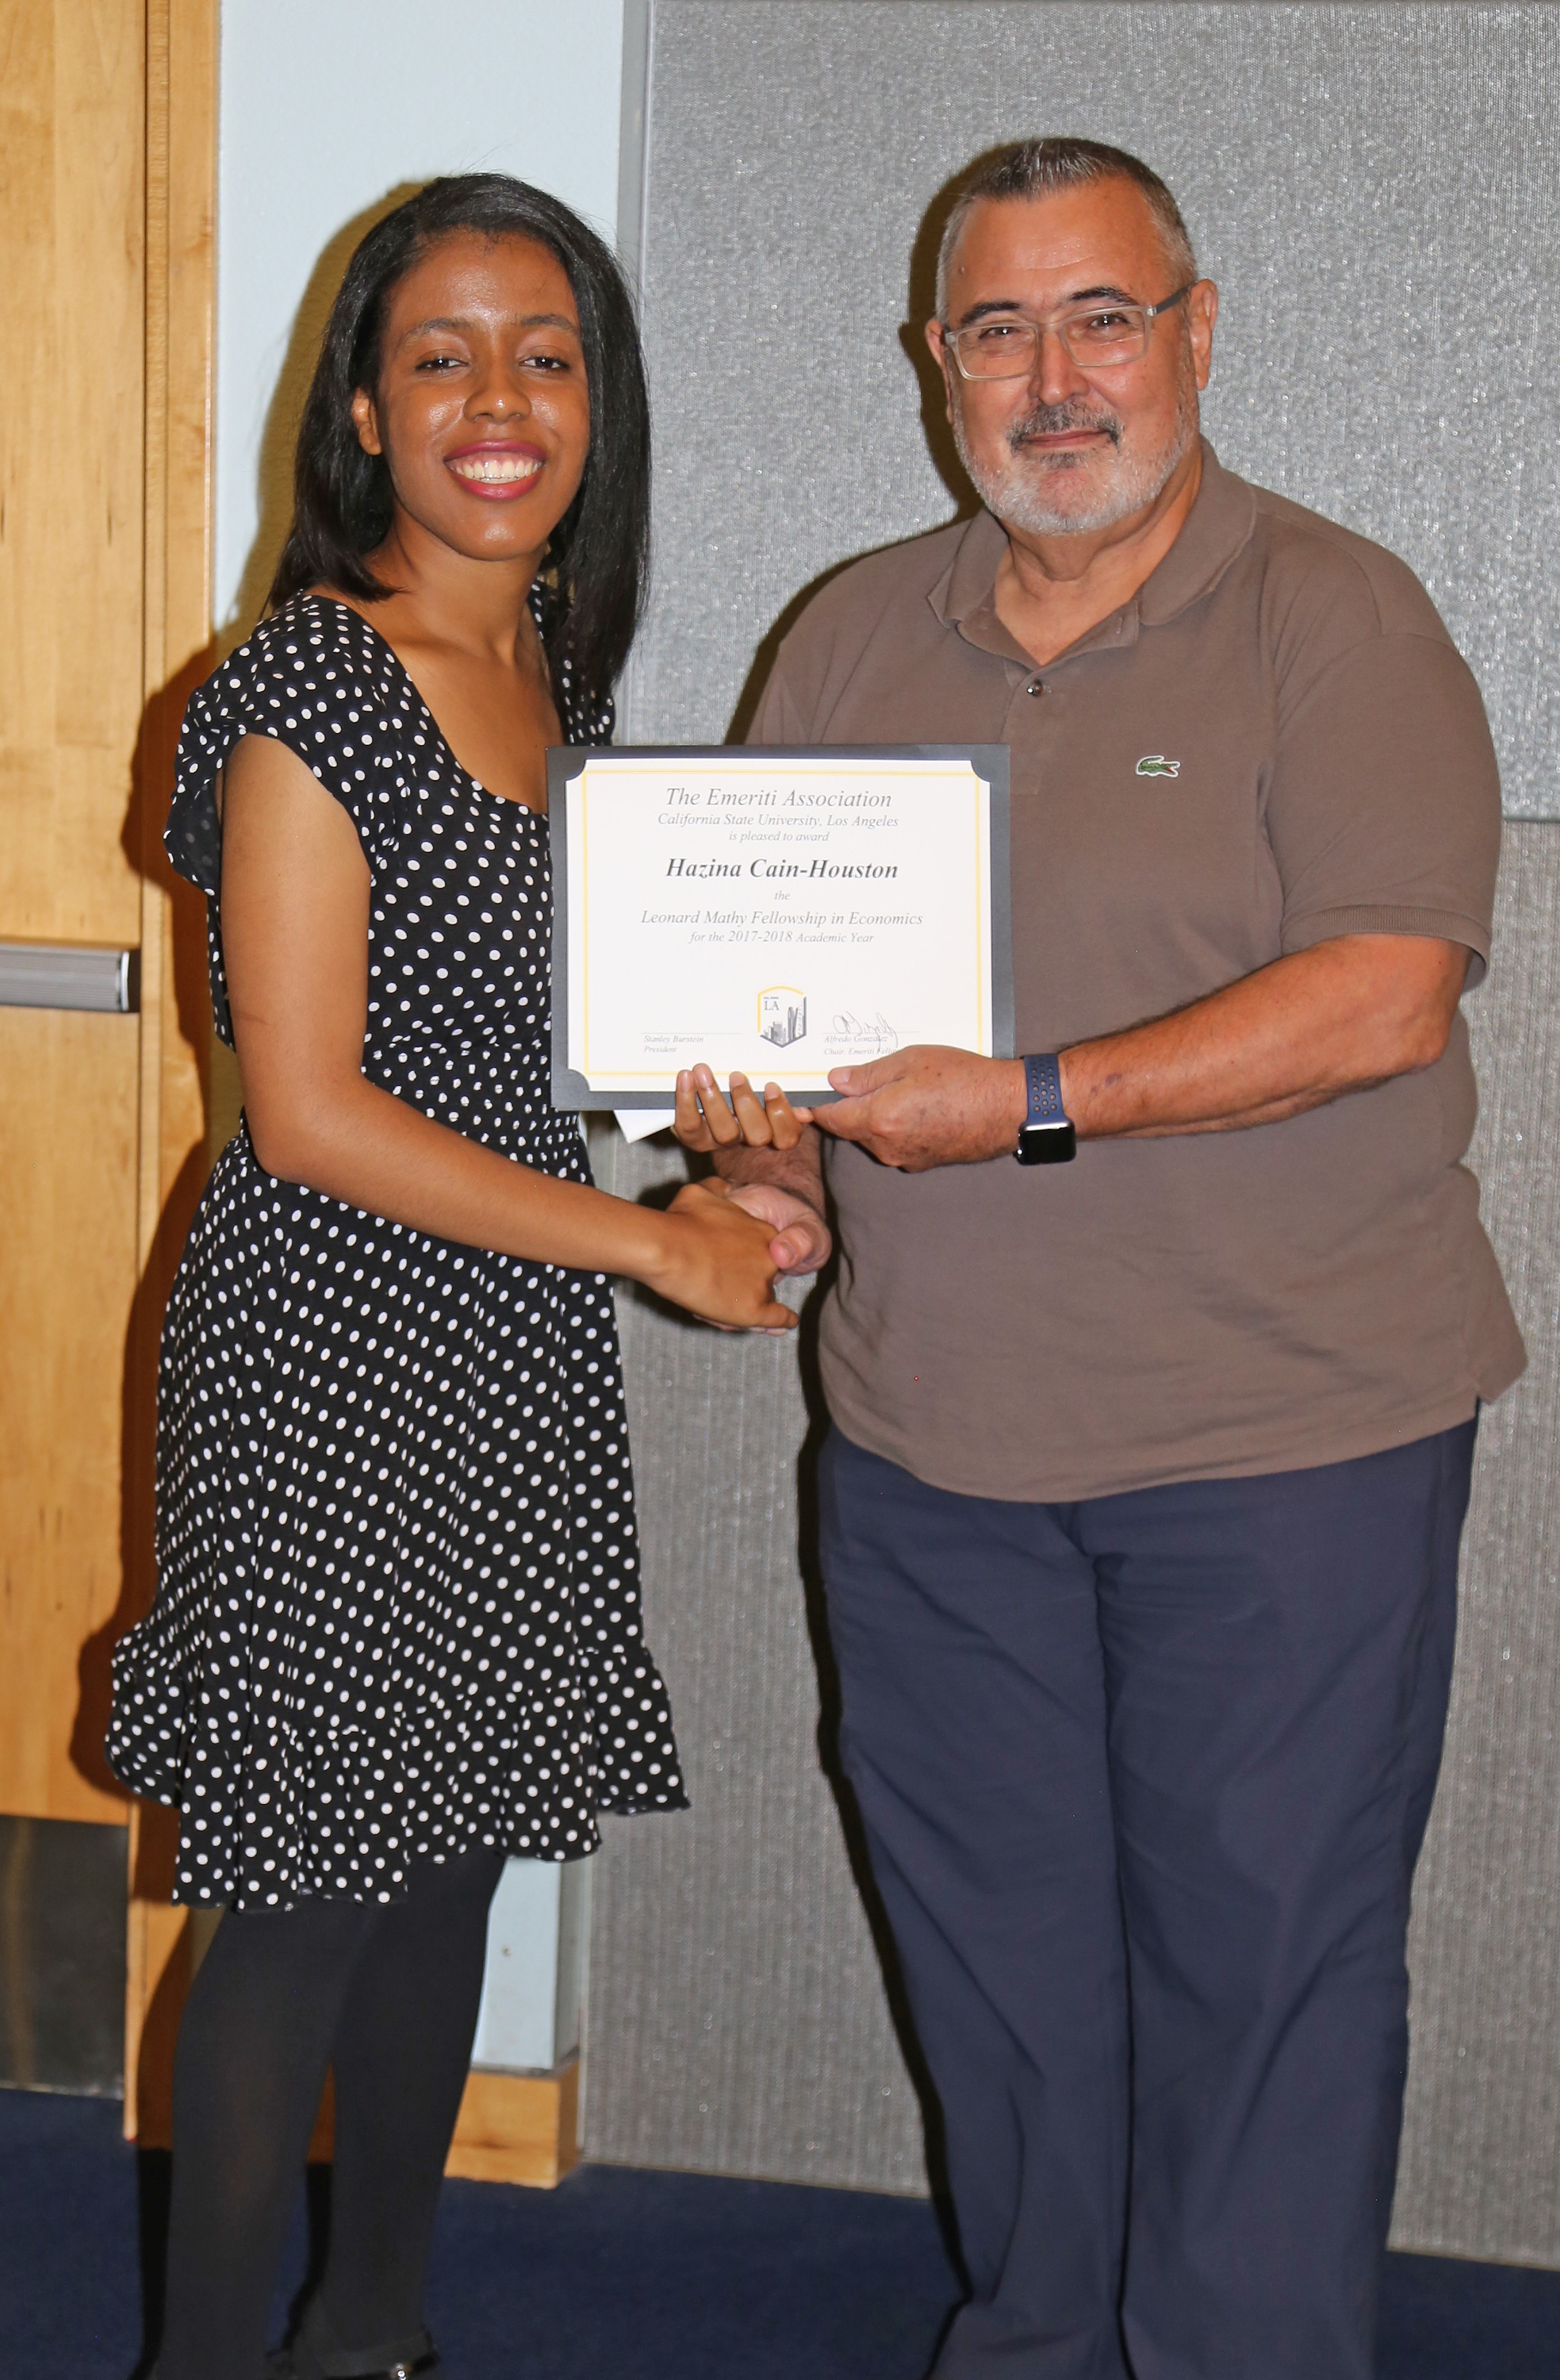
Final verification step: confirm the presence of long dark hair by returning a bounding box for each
[269,174,650,707]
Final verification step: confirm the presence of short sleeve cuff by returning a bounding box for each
[1279,902,1490,986]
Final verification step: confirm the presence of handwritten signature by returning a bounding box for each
[832,1011,899,1058]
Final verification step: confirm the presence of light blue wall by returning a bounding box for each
[216,0,625,629]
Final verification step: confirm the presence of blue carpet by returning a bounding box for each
[5,2086,1559,2378]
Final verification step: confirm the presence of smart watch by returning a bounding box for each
[1015,1052,1077,1165]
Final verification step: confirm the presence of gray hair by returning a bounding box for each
[935,138,1198,317]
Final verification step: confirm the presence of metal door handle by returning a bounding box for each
[0,942,140,1013]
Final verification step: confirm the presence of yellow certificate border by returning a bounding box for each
[569,754,997,1092]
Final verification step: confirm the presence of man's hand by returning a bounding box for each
[811,1049,1027,1172]
[725,1181,832,1276]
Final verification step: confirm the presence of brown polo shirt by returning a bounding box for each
[749,443,1525,1502]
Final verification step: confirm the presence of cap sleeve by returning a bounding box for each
[166,598,424,896]
[166,597,424,1042]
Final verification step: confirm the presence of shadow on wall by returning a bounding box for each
[70,657,217,1818]
[204,186,430,1153]
[727,150,1015,741]
[224,184,426,647]
[786,1284,956,2229]
[614,1153,955,2213]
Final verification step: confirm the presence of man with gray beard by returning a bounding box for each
[678,139,1521,2379]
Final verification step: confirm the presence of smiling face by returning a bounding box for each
[928,179,1217,540]
[351,229,592,569]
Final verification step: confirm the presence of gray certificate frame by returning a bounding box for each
[548,742,1013,1108]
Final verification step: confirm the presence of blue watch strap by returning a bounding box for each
[1022,1052,1069,1127]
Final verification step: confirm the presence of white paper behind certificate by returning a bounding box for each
[563,754,996,1100]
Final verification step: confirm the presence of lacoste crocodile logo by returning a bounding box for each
[1135,754,1181,778]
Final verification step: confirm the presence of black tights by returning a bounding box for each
[158,1846,505,2380]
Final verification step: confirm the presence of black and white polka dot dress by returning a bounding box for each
[106,594,686,1910]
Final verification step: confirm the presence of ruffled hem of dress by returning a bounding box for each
[105,1637,687,1910]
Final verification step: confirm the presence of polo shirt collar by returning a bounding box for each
[1137,443,1256,625]
[929,439,1258,658]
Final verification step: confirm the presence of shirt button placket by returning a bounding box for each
[1006,668,1052,744]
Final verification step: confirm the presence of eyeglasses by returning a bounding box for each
[942,284,1194,379]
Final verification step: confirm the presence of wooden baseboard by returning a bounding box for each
[132,1975,578,2189]
[141,2053,580,2190]
[445,2058,580,2187]
[311,2057,580,2186]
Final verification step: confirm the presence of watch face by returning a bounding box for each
[1016,1121,1078,1167]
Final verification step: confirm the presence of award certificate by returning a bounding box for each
[550,745,1012,1107]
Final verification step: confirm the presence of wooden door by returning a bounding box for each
[0,0,217,2129]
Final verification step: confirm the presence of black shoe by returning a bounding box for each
[154,2325,439,2378]
[266,2355,438,2379]
[274,2303,441,2378]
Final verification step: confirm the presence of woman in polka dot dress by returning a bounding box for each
[107,177,795,2380]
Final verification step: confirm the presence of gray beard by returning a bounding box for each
[952,382,1198,538]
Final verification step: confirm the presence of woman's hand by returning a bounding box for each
[643,1179,798,1332]
[673,1066,812,1154]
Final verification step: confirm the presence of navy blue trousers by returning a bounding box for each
[817,1419,1477,2380]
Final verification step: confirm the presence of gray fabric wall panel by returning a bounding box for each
[622,2,1559,820]
[1393,823,1560,2263]
[586,2,1560,2258]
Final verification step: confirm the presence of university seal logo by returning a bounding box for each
[1135,754,1181,778]
[758,987,807,1049]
